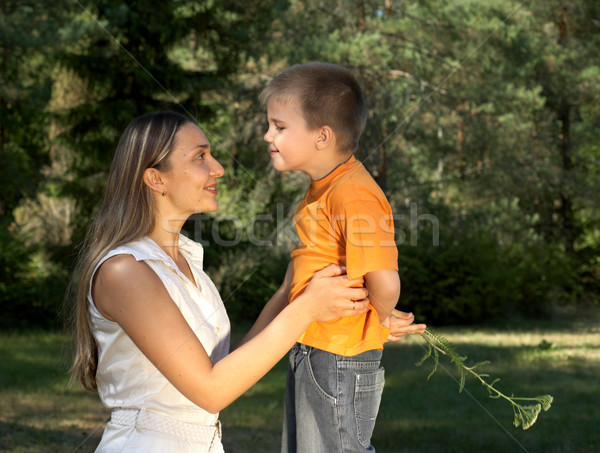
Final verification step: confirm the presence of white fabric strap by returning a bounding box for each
[111,408,221,444]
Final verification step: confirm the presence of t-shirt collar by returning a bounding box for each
[310,155,356,192]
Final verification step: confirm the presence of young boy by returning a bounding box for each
[260,62,404,452]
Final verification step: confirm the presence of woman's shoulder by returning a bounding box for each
[94,238,164,286]
[96,253,156,287]
[92,249,170,322]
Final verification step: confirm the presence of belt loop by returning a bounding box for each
[134,407,146,432]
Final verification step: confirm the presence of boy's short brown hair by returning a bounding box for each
[259,62,368,154]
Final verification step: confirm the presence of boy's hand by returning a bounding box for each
[385,309,426,343]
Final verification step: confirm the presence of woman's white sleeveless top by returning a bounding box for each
[88,235,230,452]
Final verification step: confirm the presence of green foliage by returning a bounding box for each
[418,328,554,430]
[1,0,599,327]
[0,0,67,216]
[207,246,290,323]
[0,0,76,327]
[0,222,68,329]
[397,220,568,324]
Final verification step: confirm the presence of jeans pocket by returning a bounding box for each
[306,348,338,402]
[354,366,385,448]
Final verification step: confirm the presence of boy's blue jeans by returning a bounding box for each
[281,343,385,453]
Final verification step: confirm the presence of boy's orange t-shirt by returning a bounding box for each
[289,155,399,356]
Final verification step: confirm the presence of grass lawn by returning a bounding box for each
[1,305,598,452]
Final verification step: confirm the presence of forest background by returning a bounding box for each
[1,0,599,330]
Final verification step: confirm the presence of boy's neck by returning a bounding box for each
[309,152,353,181]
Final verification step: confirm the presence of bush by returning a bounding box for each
[396,229,571,325]
[0,225,67,329]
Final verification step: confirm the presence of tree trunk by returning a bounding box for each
[556,7,576,254]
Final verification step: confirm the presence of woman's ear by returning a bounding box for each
[143,168,166,196]
[315,126,334,150]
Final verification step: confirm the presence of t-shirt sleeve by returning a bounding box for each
[338,197,399,280]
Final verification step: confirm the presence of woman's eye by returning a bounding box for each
[196,152,206,160]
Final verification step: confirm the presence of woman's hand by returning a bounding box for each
[298,264,369,322]
[385,309,427,343]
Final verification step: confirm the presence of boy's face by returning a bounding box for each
[264,100,320,177]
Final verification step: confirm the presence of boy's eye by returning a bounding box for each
[196,152,206,160]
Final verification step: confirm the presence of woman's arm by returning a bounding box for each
[93,256,367,414]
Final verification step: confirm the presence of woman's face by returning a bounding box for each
[160,123,225,215]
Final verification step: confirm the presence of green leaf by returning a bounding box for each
[513,403,541,430]
[418,328,553,430]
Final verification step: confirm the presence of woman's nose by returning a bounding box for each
[211,157,225,177]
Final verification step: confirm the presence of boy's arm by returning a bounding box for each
[364,269,401,324]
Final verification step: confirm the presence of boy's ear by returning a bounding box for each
[315,126,334,150]
[143,168,166,195]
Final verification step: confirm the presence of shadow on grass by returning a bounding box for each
[375,339,599,453]
[0,331,108,453]
[0,420,102,453]
[220,357,287,452]
[443,304,600,335]
[222,426,283,452]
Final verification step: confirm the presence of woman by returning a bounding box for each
[69,111,372,452]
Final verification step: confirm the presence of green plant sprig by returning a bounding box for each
[416,328,553,430]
